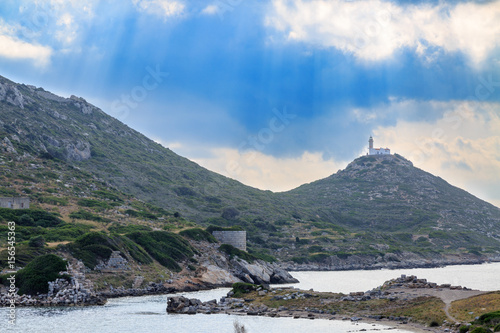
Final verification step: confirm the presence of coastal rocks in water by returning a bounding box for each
[228,259,298,285]
[194,242,298,286]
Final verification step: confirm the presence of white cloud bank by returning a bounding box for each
[133,0,185,19]
[192,148,348,192]
[369,101,500,208]
[0,21,52,67]
[165,99,500,208]
[266,0,500,64]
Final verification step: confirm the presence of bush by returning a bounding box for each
[67,232,118,268]
[69,210,110,223]
[206,225,244,233]
[28,235,45,248]
[476,311,500,326]
[19,214,35,226]
[108,224,152,234]
[124,209,157,220]
[126,231,195,271]
[0,209,63,227]
[470,327,492,333]
[77,199,110,209]
[459,325,470,333]
[231,282,259,297]
[14,254,68,295]
[221,207,240,220]
[179,228,217,242]
[219,244,256,262]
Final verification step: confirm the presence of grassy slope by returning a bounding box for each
[1,74,500,265]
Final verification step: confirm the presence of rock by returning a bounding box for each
[0,82,25,109]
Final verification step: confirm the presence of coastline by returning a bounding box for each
[278,256,500,272]
[166,274,499,333]
[2,259,499,308]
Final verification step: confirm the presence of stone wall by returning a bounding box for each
[0,197,30,209]
[212,231,247,251]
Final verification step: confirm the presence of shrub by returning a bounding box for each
[206,225,243,233]
[459,325,470,333]
[179,228,217,242]
[221,207,240,220]
[219,244,256,262]
[69,210,110,223]
[470,327,492,333]
[67,232,117,268]
[19,214,35,226]
[77,199,110,209]
[0,209,63,227]
[126,231,195,271]
[231,282,259,297]
[108,224,152,234]
[475,311,500,326]
[28,235,45,248]
[15,254,68,295]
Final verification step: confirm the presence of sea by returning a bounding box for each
[1,262,499,333]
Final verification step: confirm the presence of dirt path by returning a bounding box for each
[391,287,488,323]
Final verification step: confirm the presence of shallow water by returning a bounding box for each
[281,262,500,293]
[2,262,499,333]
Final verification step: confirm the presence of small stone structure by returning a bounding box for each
[212,231,247,251]
[95,251,129,271]
[0,197,30,209]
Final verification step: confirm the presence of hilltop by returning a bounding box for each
[0,74,500,274]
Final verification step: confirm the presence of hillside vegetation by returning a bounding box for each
[1,74,499,271]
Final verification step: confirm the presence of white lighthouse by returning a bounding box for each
[368,136,390,155]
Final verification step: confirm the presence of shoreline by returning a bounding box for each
[167,275,497,333]
[279,257,500,272]
[1,260,499,308]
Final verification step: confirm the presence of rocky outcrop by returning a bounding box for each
[228,258,298,285]
[1,137,17,154]
[193,242,298,286]
[0,260,105,307]
[64,140,91,161]
[0,81,25,109]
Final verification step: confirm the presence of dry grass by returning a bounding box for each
[46,241,71,248]
[376,296,447,326]
[450,292,500,322]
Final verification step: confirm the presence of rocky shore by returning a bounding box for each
[166,275,494,332]
[278,253,500,272]
[0,251,298,307]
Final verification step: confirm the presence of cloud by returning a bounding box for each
[0,24,52,67]
[266,0,500,64]
[13,0,99,51]
[201,4,219,15]
[371,101,500,207]
[192,148,348,192]
[178,98,500,207]
[133,0,185,19]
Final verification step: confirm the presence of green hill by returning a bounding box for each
[1,74,499,268]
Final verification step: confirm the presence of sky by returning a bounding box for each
[0,0,499,207]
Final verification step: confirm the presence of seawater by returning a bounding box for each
[283,261,500,293]
[2,262,499,333]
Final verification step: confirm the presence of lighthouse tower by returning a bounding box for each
[368,136,390,155]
